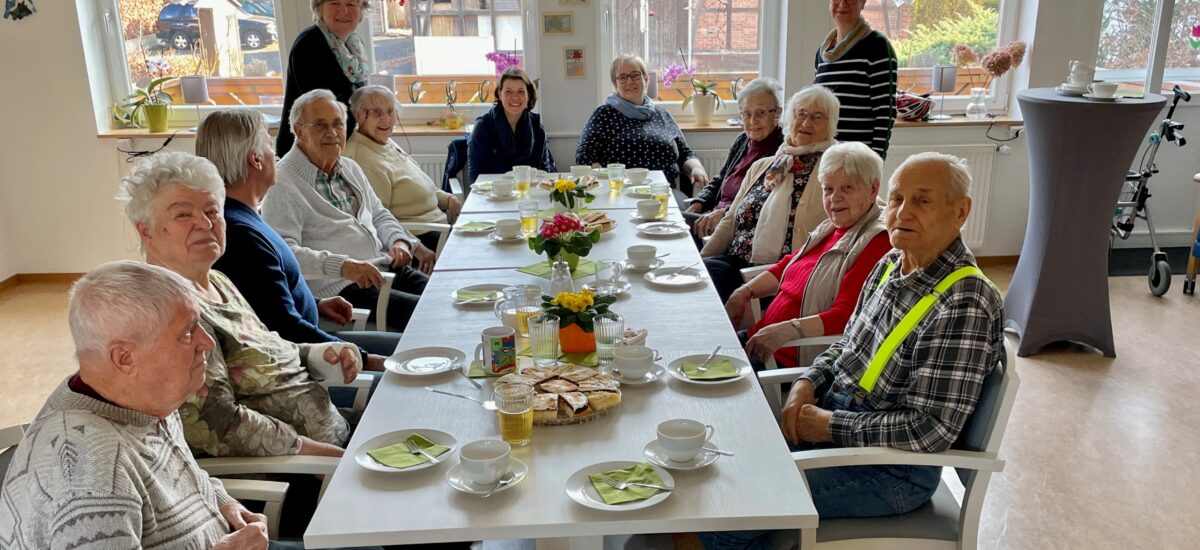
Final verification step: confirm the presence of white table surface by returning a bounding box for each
[462,171,678,214]
[304,190,817,548]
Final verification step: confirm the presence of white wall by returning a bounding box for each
[0,206,15,282]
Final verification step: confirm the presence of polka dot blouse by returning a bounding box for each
[574,104,697,186]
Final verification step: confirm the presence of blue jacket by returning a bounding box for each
[467,106,555,183]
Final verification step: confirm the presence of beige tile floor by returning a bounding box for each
[2,267,1198,549]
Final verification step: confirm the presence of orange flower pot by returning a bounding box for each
[558,322,596,354]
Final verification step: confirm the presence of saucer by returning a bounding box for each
[445,458,529,496]
[1083,93,1118,102]
[487,192,518,201]
[636,222,689,238]
[613,362,665,385]
[643,440,721,470]
[451,284,507,306]
[581,280,632,297]
[489,231,527,243]
[1055,85,1085,97]
[644,267,707,290]
[625,185,654,198]
[665,354,752,385]
[619,259,664,273]
[629,211,670,223]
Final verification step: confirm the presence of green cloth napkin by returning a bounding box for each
[366,434,450,469]
[458,221,495,232]
[588,463,666,505]
[455,289,501,302]
[628,186,653,196]
[514,340,599,367]
[473,181,494,191]
[682,358,739,380]
[517,259,597,280]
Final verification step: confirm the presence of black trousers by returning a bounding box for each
[337,265,429,332]
[704,254,751,304]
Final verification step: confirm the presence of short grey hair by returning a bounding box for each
[69,260,196,359]
[780,85,840,140]
[609,54,648,86]
[893,151,972,200]
[116,152,225,228]
[349,85,400,119]
[290,88,347,131]
[311,0,371,25]
[195,110,272,187]
[736,77,784,112]
[818,142,883,189]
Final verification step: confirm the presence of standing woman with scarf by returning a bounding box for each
[276,0,372,156]
[702,86,841,303]
[815,0,898,160]
[576,55,709,192]
[467,68,556,183]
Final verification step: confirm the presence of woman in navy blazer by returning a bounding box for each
[467,68,555,183]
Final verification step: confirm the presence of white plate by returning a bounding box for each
[619,259,664,273]
[581,280,632,297]
[487,192,519,201]
[1082,93,1118,102]
[1055,85,1085,97]
[489,232,528,243]
[354,428,458,473]
[451,284,507,306]
[591,168,610,179]
[445,458,529,495]
[643,440,721,470]
[565,461,675,511]
[385,347,468,376]
[644,267,707,289]
[629,211,672,223]
[613,362,665,385]
[636,222,689,238]
[665,354,752,385]
[625,185,654,198]
[456,222,496,235]
[473,181,496,192]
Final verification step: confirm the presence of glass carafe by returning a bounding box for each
[494,284,543,338]
[549,261,575,296]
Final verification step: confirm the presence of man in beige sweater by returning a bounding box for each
[0,261,269,549]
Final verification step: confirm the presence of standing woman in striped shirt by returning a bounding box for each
[814,0,898,159]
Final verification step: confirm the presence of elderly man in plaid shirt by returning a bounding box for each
[702,152,1004,550]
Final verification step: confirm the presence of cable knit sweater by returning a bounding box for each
[0,379,233,549]
[264,147,418,298]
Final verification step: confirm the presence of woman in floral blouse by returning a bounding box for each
[701,85,841,302]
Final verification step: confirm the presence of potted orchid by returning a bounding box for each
[541,288,617,354]
[548,177,595,212]
[661,51,724,125]
[528,213,600,273]
[119,58,175,132]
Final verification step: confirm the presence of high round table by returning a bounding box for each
[1005,88,1165,357]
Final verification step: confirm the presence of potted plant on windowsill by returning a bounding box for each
[117,75,175,132]
[541,288,617,354]
[661,53,725,126]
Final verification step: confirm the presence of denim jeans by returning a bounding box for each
[698,388,942,550]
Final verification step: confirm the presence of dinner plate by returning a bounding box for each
[353,428,458,473]
[451,284,507,306]
[636,222,689,238]
[455,221,496,235]
[625,185,654,198]
[665,354,752,385]
[565,460,675,511]
[473,181,496,192]
[445,458,529,496]
[644,267,707,290]
[629,211,671,223]
[385,347,468,376]
[487,192,519,201]
[643,440,721,470]
[613,362,665,385]
[581,279,632,297]
[489,232,527,244]
[618,259,664,273]
[591,168,610,179]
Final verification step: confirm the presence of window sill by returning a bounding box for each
[675,115,1022,133]
[97,125,471,140]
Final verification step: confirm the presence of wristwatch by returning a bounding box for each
[790,319,804,337]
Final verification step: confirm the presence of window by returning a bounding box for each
[611,0,763,105]
[1097,0,1200,95]
[370,0,526,106]
[112,0,284,109]
[1162,0,1200,93]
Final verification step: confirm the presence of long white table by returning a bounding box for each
[304,174,817,549]
[461,171,679,214]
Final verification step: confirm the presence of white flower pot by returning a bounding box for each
[692,93,717,126]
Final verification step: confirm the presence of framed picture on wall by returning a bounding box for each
[564,46,586,79]
[543,12,573,35]
[558,0,588,5]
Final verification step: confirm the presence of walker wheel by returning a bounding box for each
[1149,260,1171,297]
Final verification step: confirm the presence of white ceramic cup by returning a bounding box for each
[637,200,661,220]
[657,419,715,462]
[626,245,657,268]
[1087,82,1118,98]
[614,345,654,379]
[493,180,516,197]
[570,165,591,178]
[626,168,649,184]
[459,439,511,485]
[495,219,522,239]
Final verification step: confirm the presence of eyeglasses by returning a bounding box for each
[615,71,644,84]
[364,108,395,119]
[298,120,347,134]
[793,109,829,125]
[739,108,779,120]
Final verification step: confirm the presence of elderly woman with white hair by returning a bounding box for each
[276,0,373,155]
[725,142,890,370]
[702,85,842,302]
[686,78,785,238]
[344,84,462,255]
[117,151,359,460]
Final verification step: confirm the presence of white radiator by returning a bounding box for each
[882,145,995,251]
[411,153,450,183]
[692,148,732,179]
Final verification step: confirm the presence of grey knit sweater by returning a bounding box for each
[0,380,234,549]
[263,147,418,298]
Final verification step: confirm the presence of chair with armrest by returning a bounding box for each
[758,336,1020,550]
[400,221,452,258]
[318,272,397,333]
[0,423,29,481]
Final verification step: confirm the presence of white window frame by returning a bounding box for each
[928,0,1022,114]
[1096,0,1200,104]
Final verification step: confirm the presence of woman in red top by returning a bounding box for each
[725,142,891,369]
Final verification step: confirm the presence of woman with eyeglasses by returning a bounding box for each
[467,68,556,183]
[702,85,842,303]
[575,54,709,191]
[343,85,461,256]
[815,0,898,159]
[685,78,786,239]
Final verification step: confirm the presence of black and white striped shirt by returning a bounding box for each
[813,31,898,159]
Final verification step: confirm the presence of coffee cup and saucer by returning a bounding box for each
[490,219,527,243]
[642,419,724,470]
[611,345,665,385]
[445,439,529,496]
[488,180,518,201]
[1082,81,1120,102]
[620,245,664,273]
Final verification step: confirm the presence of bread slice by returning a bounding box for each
[560,392,592,417]
[519,366,558,382]
[584,391,621,411]
[578,376,621,392]
[538,379,579,394]
[496,373,539,387]
[533,393,559,422]
[558,367,598,383]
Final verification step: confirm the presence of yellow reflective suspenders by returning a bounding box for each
[858,262,992,393]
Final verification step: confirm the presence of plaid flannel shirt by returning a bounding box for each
[800,238,1004,453]
[312,164,359,216]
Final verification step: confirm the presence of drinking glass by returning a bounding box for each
[494,384,534,446]
[495,284,543,337]
[607,163,625,191]
[514,165,532,194]
[592,259,623,296]
[595,313,625,368]
[529,314,560,367]
[651,182,670,219]
[519,200,539,236]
